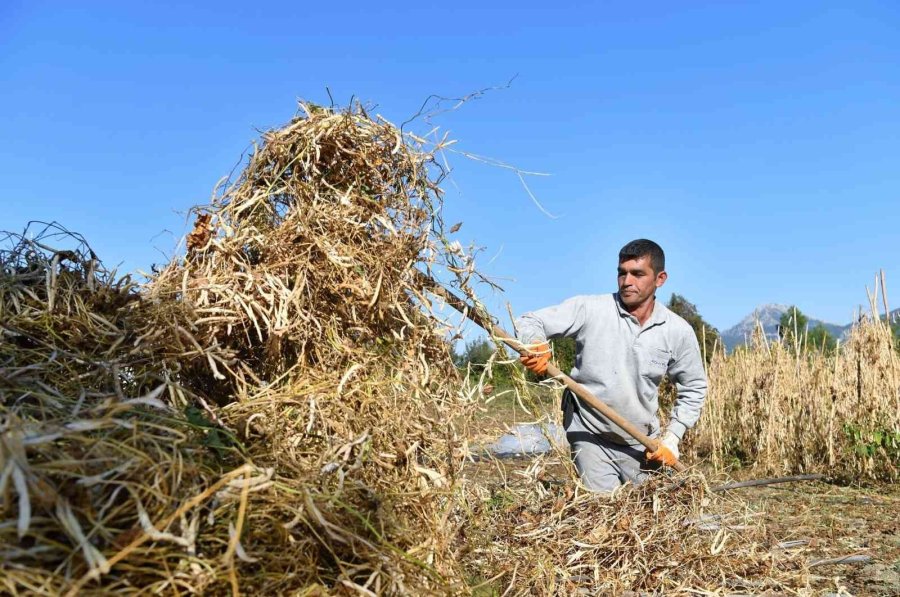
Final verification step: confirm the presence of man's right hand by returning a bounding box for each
[520,341,551,375]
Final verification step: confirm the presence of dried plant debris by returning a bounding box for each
[458,460,811,596]
[0,104,816,595]
[1,105,472,595]
[0,222,242,595]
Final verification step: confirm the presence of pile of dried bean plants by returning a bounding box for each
[1,104,811,595]
[457,464,810,595]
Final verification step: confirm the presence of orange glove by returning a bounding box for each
[646,430,680,467]
[519,342,551,375]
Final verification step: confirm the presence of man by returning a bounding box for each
[515,239,707,492]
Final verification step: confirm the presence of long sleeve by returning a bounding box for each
[514,296,589,345]
[665,328,708,439]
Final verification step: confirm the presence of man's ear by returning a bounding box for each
[655,271,668,288]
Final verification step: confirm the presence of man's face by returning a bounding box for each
[617,255,667,309]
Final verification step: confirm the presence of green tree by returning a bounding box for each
[453,337,515,385]
[779,306,836,353]
[666,294,722,362]
[807,324,837,353]
[778,305,808,347]
[452,337,492,369]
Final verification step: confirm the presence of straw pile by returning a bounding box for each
[1,105,474,594]
[2,103,816,595]
[460,464,809,595]
[689,294,900,482]
[146,104,476,594]
[0,224,230,595]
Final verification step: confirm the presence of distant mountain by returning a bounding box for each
[721,304,784,351]
[720,304,850,351]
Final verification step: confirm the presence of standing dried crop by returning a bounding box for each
[689,288,900,482]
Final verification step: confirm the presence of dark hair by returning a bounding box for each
[619,239,665,273]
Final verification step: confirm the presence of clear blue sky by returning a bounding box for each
[3,1,899,331]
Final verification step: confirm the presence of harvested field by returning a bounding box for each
[1,102,896,595]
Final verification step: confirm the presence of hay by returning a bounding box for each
[460,464,810,595]
[1,103,815,595]
[1,105,474,594]
[0,223,248,594]
[144,104,475,593]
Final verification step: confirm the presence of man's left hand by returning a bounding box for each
[646,430,680,467]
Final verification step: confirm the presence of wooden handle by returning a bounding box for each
[415,271,686,473]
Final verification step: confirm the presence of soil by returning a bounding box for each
[743,481,900,596]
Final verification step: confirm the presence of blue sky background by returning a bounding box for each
[2,1,898,332]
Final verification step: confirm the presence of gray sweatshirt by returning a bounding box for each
[515,293,708,446]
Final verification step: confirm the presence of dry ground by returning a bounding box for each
[463,386,900,596]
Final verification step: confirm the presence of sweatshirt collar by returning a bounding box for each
[614,293,668,327]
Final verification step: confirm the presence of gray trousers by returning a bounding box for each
[563,390,659,492]
[567,432,658,492]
